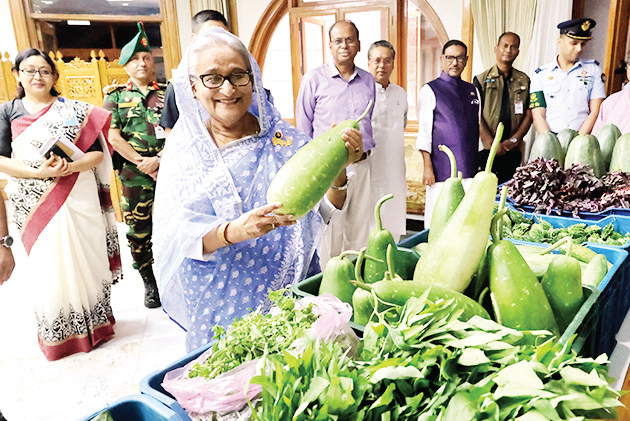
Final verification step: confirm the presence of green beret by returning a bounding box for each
[119,22,151,65]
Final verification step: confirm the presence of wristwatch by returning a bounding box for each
[509,137,518,144]
[1,235,13,248]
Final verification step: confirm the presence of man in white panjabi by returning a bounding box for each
[367,40,408,242]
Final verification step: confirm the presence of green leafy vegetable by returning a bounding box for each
[188,289,318,379]
[495,206,630,246]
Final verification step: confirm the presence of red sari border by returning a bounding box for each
[38,315,116,361]
[21,104,112,255]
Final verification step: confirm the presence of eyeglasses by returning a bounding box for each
[198,71,252,89]
[370,58,394,66]
[332,37,358,46]
[443,55,467,63]
[20,68,53,77]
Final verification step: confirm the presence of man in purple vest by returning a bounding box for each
[416,40,480,228]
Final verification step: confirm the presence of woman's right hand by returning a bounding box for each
[226,202,296,243]
[37,154,70,178]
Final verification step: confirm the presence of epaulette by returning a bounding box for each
[103,84,125,95]
[534,68,542,74]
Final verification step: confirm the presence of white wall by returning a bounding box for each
[426,0,462,41]
[0,0,18,58]
[175,0,193,54]
[235,0,271,48]
[582,0,610,67]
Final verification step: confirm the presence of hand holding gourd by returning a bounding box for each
[340,127,363,165]
[226,202,296,243]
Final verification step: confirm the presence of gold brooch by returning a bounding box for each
[272,131,292,147]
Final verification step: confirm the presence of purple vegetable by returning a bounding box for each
[505,158,630,215]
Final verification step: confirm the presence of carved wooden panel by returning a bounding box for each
[404,135,425,215]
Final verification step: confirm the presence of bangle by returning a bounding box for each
[330,178,349,191]
[217,221,233,246]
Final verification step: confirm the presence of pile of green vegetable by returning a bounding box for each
[249,294,622,420]
[498,206,630,246]
[188,289,318,379]
[333,128,611,338]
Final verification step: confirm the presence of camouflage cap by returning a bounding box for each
[119,22,151,65]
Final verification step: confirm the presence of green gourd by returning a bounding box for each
[488,207,560,336]
[541,238,606,265]
[528,131,564,166]
[351,288,373,326]
[412,123,504,293]
[352,243,490,324]
[318,250,357,304]
[582,253,609,288]
[353,280,490,323]
[351,249,374,325]
[609,133,630,173]
[557,128,579,153]
[564,134,604,177]
[428,144,465,244]
[364,194,398,283]
[540,238,583,332]
[267,100,373,218]
[596,123,621,171]
[320,249,384,304]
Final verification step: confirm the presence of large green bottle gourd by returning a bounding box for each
[267,101,373,218]
[596,123,621,172]
[412,124,504,293]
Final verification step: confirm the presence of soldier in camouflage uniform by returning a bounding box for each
[103,23,166,308]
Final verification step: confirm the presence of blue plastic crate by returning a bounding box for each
[139,341,215,421]
[499,181,617,220]
[78,394,181,421]
[506,212,630,249]
[506,201,612,221]
[608,208,630,218]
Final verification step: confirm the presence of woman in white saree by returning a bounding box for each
[0,49,121,361]
[153,28,364,351]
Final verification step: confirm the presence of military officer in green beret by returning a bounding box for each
[103,22,166,308]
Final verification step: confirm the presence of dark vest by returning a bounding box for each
[428,71,480,182]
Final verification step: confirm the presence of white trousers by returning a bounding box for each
[423,177,474,229]
[319,157,373,267]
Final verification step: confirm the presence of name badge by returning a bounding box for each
[154,124,166,140]
[515,100,524,115]
[62,108,79,126]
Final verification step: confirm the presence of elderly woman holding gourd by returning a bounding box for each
[153,28,363,351]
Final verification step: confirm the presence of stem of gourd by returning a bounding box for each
[356,99,373,123]
[485,122,504,173]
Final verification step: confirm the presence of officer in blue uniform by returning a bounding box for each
[530,18,605,135]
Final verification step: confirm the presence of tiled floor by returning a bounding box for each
[0,221,187,421]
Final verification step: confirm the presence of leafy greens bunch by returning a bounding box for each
[246,292,621,420]
[188,289,318,379]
